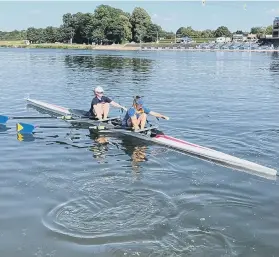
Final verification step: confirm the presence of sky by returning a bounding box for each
[0,1,279,33]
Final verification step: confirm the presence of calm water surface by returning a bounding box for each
[1,48,279,257]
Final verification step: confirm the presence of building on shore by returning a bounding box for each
[259,17,279,47]
[232,34,246,42]
[273,17,279,37]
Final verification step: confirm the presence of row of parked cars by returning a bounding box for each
[195,42,275,50]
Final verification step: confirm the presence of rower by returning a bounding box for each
[88,86,127,120]
[122,96,169,130]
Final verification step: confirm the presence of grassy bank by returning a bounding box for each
[0,41,141,50]
[1,40,277,53]
[0,40,26,46]
[0,40,202,50]
[0,38,211,50]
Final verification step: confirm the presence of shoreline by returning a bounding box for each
[0,42,278,53]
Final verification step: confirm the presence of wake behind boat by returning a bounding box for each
[17,98,278,178]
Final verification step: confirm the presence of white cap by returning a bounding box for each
[94,86,104,93]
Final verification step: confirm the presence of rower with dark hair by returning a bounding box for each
[122,96,169,131]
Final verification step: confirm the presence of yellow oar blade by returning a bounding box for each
[16,123,36,134]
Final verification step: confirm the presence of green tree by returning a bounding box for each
[176,26,198,38]
[61,13,76,43]
[250,27,263,34]
[235,30,243,34]
[164,31,175,39]
[130,7,151,42]
[265,25,273,35]
[45,26,60,43]
[214,26,231,37]
[144,23,162,42]
[26,27,40,43]
[200,29,214,38]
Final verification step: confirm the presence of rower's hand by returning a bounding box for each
[162,116,169,120]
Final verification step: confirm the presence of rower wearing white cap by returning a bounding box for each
[88,86,127,120]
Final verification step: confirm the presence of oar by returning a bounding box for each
[16,122,74,134]
[0,115,73,124]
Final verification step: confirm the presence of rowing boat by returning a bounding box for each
[25,98,277,177]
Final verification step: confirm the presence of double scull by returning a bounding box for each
[23,98,277,178]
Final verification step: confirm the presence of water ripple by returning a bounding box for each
[42,188,178,243]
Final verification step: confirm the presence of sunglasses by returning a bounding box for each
[96,91,104,94]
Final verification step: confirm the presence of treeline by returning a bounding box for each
[0,30,27,41]
[176,25,273,38]
[27,5,174,45]
[0,4,274,44]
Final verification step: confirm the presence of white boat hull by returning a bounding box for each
[26,98,71,116]
[26,98,277,178]
[153,134,277,177]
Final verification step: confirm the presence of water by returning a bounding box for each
[1,48,279,257]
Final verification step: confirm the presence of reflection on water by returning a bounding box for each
[63,54,154,85]
[120,136,148,173]
[64,55,153,73]
[17,133,36,142]
[88,133,148,171]
[0,124,10,132]
[89,134,110,162]
[270,52,279,73]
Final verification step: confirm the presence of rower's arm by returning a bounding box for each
[149,111,169,120]
[110,101,127,111]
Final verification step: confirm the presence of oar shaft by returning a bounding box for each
[37,125,73,129]
[10,116,59,120]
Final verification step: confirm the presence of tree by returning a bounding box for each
[235,30,243,34]
[144,23,162,42]
[45,26,60,43]
[200,29,214,38]
[251,27,261,34]
[265,25,273,35]
[176,26,201,38]
[130,7,151,42]
[61,13,76,43]
[164,31,175,39]
[26,27,40,43]
[214,26,231,37]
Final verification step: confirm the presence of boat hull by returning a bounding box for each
[153,134,277,177]
[26,98,71,116]
[26,98,277,178]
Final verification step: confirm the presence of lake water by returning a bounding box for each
[1,48,279,257]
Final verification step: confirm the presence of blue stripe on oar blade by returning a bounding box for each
[16,123,35,134]
[0,115,9,124]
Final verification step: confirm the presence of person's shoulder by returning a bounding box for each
[143,106,151,113]
[103,96,112,102]
[128,107,136,115]
[91,97,98,103]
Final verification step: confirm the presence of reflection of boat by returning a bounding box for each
[0,124,10,132]
[23,98,277,177]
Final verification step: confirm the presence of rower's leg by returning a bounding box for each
[127,118,133,127]
[93,104,103,120]
[102,103,110,120]
[138,113,147,129]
